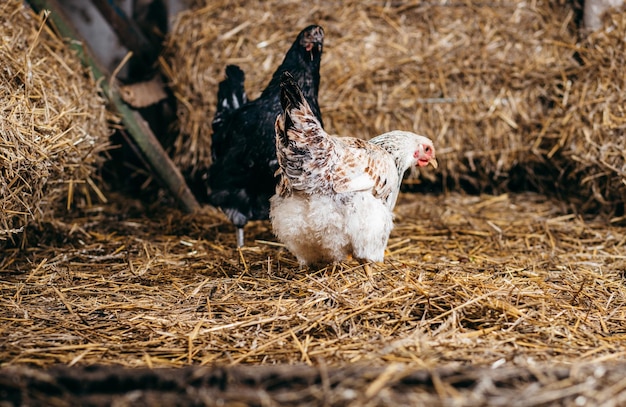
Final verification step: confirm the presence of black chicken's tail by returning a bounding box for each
[212,65,247,158]
[215,65,247,120]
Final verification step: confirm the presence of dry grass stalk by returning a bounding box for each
[0,0,111,245]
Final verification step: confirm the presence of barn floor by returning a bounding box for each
[1,191,625,405]
[2,0,626,404]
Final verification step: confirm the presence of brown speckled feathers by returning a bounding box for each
[275,73,398,205]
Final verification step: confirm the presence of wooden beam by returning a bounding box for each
[26,0,200,213]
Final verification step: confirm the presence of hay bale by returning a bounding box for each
[309,0,580,193]
[555,7,626,214]
[162,0,579,186]
[162,0,624,214]
[0,1,110,244]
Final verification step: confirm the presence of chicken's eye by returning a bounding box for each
[424,146,432,154]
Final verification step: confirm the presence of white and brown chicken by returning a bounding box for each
[270,72,438,266]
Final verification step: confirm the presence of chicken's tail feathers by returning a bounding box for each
[279,71,304,114]
[219,65,247,110]
[277,71,320,145]
[277,71,301,146]
[275,71,332,195]
[212,65,247,133]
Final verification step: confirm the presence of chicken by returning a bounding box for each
[270,72,438,266]
[208,25,324,247]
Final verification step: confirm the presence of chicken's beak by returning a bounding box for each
[418,157,438,168]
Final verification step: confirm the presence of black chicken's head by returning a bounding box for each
[267,24,324,121]
[298,25,324,61]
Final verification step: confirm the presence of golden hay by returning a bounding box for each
[1,1,625,402]
[1,192,624,369]
[162,0,624,214]
[0,0,110,245]
[558,7,626,214]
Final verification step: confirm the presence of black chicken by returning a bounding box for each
[207,25,324,247]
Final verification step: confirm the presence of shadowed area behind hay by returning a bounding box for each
[0,1,111,245]
[1,193,624,369]
[162,0,626,215]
